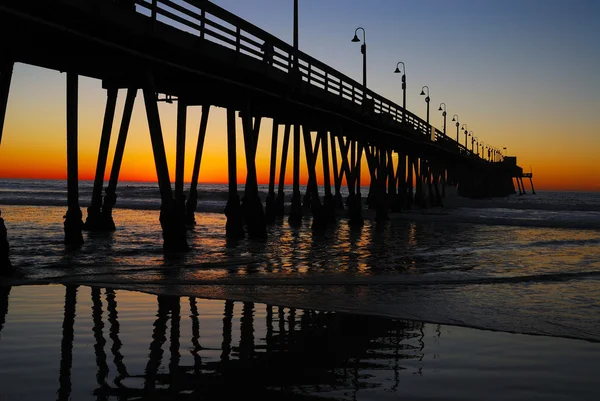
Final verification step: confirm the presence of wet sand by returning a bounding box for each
[0,284,598,401]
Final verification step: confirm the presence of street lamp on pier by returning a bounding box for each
[471,133,476,154]
[420,85,430,124]
[351,27,367,89]
[394,62,406,118]
[461,124,468,147]
[452,114,459,143]
[438,103,447,135]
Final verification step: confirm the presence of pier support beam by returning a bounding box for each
[275,124,291,217]
[288,124,303,227]
[64,72,84,247]
[241,109,267,239]
[186,105,210,225]
[388,149,401,212]
[375,146,389,222]
[395,152,406,211]
[102,88,137,231]
[302,134,321,210]
[406,155,414,209]
[330,133,344,210]
[320,131,336,223]
[265,120,279,223]
[175,99,187,227]
[225,109,244,239]
[85,87,117,231]
[303,127,324,230]
[529,176,536,195]
[0,61,14,145]
[341,138,363,227]
[142,75,188,252]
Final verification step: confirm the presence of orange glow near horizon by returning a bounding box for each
[0,68,599,192]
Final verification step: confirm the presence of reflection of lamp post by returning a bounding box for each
[420,85,430,124]
[351,27,367,89]
[438,103,447,135]
[452,114,459,143]
[461,124,468,147]
[394,62,406,118]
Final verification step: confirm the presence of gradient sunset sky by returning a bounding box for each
[0,0,598,190]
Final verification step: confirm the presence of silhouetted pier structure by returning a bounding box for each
[0,0,526,250]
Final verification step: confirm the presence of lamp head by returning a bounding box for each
[351,34,360,42]
[452,116,456,121]
[438,106,442,111]
[394,67,401,73]
[420,90,425,96]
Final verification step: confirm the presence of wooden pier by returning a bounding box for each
[0,0,526,250]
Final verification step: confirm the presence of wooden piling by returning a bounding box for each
[320,131,336,223]
[375,145,389,222]
[186,104,210,225]
[64,72,84,247]
[85,87,117,231]
[225,108,244,239]
[175,99,187,202]
[302,126,325,230]
[288,123,302,226]
[142,74,188,251]
[275,124,291,217]
[102,88,137,231]
[241,108,267,239]
[265,119,279,223]
[330,132,344,210]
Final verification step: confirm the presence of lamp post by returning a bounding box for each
[419,86,430,123]
[438,103,447,135]
[394,62,406,118]
[461,124,468,147]
[470,133,476,153]
[351,27,367,89]
[452,114,459,143]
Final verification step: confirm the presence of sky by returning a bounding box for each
[0,0,599,191]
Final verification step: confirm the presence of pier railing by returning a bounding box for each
[133,0,477,157]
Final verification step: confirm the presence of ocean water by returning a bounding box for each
[0,178,599,399]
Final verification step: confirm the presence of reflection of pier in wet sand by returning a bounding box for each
[1,284,598,401]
